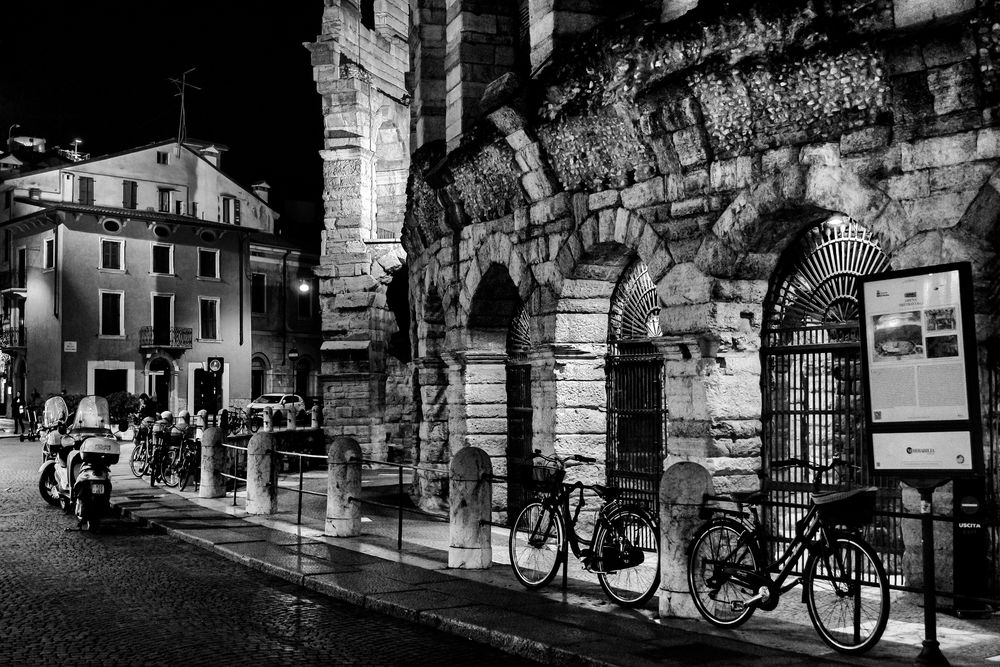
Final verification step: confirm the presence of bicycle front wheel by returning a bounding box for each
[129,442,148,478]
[804,534,889,655]
[594,508,660,607]
[687,521,761,628]
[509,502,564,589]
[159,447,182,488]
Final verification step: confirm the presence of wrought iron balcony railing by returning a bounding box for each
[0,326,26,348]
[139,326,193,350]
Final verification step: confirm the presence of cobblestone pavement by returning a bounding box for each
[0,439,536,666]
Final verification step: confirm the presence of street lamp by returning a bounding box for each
[297,279,310,293]
[6,123,20,152]
[70,138,83,160]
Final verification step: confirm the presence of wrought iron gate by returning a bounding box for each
[606,261,666,517]
[762,220,906,579]
[506,305,533,524]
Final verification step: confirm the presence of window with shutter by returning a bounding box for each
[79,177,95,205]
[123,180,137,209]
[234,199,241,225]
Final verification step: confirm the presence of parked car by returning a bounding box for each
[246,393,307,424]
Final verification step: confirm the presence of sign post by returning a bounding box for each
[858,262,983,667]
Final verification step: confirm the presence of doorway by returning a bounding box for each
[152,294,173,345]
[148,357,172,413]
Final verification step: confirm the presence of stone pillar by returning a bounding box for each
[286,407,297,431]
[262,406,274,433]
[409,0,446,149]
[326,436,362,537]
[311,405,321,429]
[413,356,451,512]
[660,462,714,618]
[246,431,276,515]
[448,446,493,569]
[198,426,226,499]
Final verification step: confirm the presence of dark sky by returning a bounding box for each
[1,1,325,232]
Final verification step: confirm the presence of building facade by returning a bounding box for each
[0,139,317,416]
[315,0,1000,601]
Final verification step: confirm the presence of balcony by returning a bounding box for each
[139,326,193,350]
[0,326,26,349]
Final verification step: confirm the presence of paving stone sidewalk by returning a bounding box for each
[96,453,1000,667]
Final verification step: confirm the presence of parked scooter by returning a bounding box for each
[38,395,121,532]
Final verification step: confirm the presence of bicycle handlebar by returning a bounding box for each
[530,450,597,467]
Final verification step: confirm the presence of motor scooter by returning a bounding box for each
[38,395,121,532]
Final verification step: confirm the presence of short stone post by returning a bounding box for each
[263,406,273,432]
[246,430,277,515]
[311,405,321,429]
[448,447,493,569]
[198,426,227,499]
[660,462,714,618]
[326,436,362,537]
[196,409,208,441]
[286,407,297,431]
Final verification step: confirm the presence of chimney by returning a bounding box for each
[252,180,271,203]
[199,145,221,168]
[29,187,41,200]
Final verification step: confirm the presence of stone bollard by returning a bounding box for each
[311,405,321,429]
[659,462,714,619]
[198,426,227,499]
[196,409,208,441]
[246,430,277,515]
[286,407,297,431]
[263,406,273,432]
[326,437,361,537]
[448,447,493,569]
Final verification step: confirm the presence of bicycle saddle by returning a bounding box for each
[592,484,621,501]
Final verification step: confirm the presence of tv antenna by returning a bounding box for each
[169,68,201,154]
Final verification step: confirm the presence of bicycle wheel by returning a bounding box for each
[248,415,261,433]
[129,441,149,478]
[178,454,194,491]
[594,507,660,607]
[509,502,564,589]
[804,533,889,655]
[159,446,182,487]
[687,521,761,628]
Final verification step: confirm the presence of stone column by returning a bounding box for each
[660,461,713,618]
[449,446,493,569]
[198,426,226,499]
[412,356,451,512]
[246,431,276,515]
[326,436,362,537]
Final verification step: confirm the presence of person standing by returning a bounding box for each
[12,391,24,434]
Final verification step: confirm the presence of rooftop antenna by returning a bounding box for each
[169,68,201,156]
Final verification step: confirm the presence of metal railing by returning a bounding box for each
[272,448,328,526]
[138,326,193,349]
[220,438,249,506]
[352,458,449,551]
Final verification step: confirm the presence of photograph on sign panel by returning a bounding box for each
[924,307,957,332]
[871,311,924,362]
[925,334,960,359]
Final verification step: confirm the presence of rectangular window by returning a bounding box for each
[4,190,11,209]
[122,180,137,209]
[100,290,124,337]
[174,200,183,215]
[251,273,267,314]
[151,244,173,275]
[43,238,55,270]
[199,297,219,340]
[100,238,124,270]
[222,196,241,224]
[79,177,95,205]
[190,201,198,218]
[156,151,169,165]
[197,248,219,279]
[158,189,171,213]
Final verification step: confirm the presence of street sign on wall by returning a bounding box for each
[858,262,983,477]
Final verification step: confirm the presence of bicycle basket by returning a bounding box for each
[812,487,877,527]
[512,463,565,493]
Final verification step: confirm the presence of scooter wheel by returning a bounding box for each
[19,434,24,442]
[38,467,62,507]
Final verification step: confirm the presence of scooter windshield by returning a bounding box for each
[43,396,70,428]
[72,396,112,431]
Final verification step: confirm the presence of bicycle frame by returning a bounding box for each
[533,481,630,561]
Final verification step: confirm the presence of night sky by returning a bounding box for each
[1,1,325,235]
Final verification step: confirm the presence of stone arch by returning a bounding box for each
[374,116,408,240]
[144,354,179,414]
[251,353,270,399]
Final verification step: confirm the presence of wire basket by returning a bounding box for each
[813,487,877,528]
[512,463,565,494]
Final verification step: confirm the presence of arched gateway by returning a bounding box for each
[761,217,903,573]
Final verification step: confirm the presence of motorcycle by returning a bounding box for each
[38,395,121,532]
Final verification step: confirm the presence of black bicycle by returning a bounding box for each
[508,451,660,607]
[687,450,890,654]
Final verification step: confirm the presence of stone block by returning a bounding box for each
[927,62,979,116]
[554,312,607,344]
[588,189,620,210]
[901,132,977,171]
[529,193,570,224]
[465,383,507,405]
[621,177,665,209]
[799,142,841,167]
[465,417,508,435]
[709,158,738,191]
[886,172,930,200]
[555,407,606,434]
[463,363,506,384]
[553,357,607,382]
[672,126,709,166]
[657,263,713,306]
[976,127,1000,159]
[761,146,798,174]
[840,127,891,154]
[901,190,977,231]
[550,434,605,461]
[671,197,708,217]
[554,380,607,409]
[928,162,994,194]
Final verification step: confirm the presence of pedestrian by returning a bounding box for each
[12,391,24,434]
[137,393,158,420]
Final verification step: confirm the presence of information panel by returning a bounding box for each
[858,263,983,477]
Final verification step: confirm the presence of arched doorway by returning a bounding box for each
[761,217,898,570]
[251,356,268,400]
[506,303,533,523]
[294,357,311,397]
[606,259,665,516]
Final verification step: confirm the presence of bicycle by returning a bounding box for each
[686,449,890,654]
[225,407,260,435]
[128,415,155,478]
[156,424,197,488]
[177,436,201,491]
[508,451,660,608]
